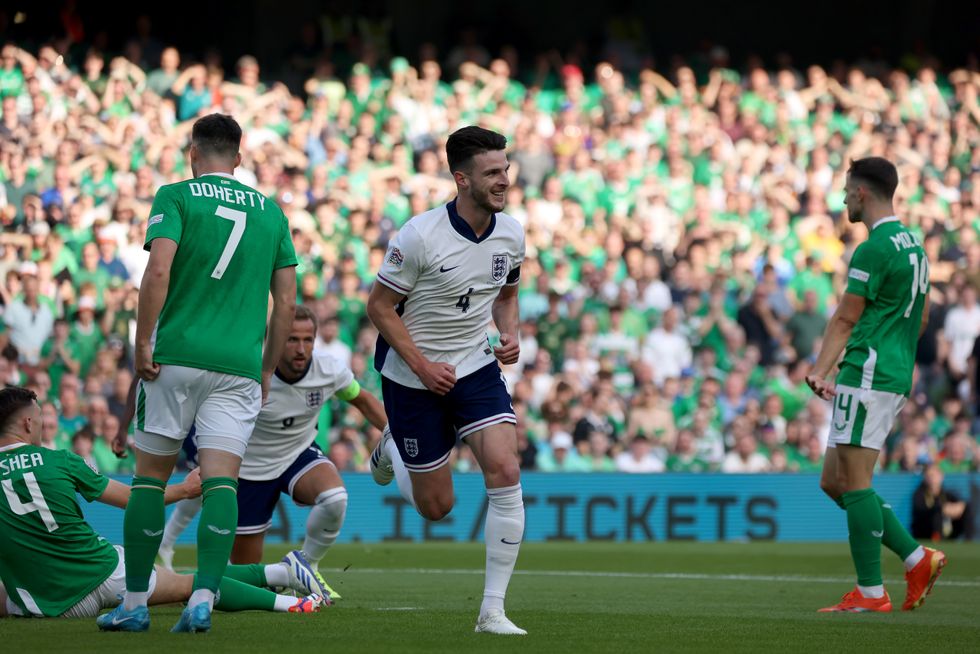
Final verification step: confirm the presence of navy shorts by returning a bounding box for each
[180,425,199,469]
[381,361,516,473]
[236,443,331,534]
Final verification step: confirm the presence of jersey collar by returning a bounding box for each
[200,172,237,180]
[274,359,313,385]
[447,199,496,244]
[871,215,899,230]
[0,441,28,452]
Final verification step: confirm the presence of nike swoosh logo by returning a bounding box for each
[112,616,134,625]
[439,265,460,273]
[207,525,231,535]
[871,530,883,538]
[500,538,521,545]
[142,529,163,537]
[833,423,847,431]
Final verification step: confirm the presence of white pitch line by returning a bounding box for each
[319,567,980,588]
[374,607,422,611]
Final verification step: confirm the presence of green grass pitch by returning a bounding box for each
[6,542,979,653]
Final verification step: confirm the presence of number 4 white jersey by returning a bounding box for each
[375,200,525,389]
[240,353,354,481]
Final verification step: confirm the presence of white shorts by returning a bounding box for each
[827,384,906,451]
[134,364,261,459]
[4,546,157,618]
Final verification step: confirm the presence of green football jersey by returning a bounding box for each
[0,442,115,617]
[145,173,298,382]
[837,218,929,396]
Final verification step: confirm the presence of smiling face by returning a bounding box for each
[457,149,510,214]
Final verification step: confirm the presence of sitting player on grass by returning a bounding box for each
[0,387,325,624]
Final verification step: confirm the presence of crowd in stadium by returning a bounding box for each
[1,23,979,477]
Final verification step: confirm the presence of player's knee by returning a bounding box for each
[416,493,455,521]
[314,487,348,519]
[484,460,521,489]
[819,476,840,500]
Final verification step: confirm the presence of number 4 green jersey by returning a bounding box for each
[0,442,115,617]
[145,173,298,382]
[838,217,929,396]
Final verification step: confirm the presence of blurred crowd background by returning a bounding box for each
[1,9,979,484]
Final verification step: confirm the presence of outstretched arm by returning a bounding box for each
[97,469,202,509]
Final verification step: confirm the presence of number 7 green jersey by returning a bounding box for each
[145,173,298,382]
[838,217,928,396]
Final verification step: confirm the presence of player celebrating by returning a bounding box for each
[806,157,945,613]
[367,126,527,635]
[101,113,298,633]
[232,305,387,596]
[0,388,324,622]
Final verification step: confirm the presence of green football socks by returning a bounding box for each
[876,492,920,560]
[194,477,239,593]
[223,564,268,588]
[842,488,883,587]
[124,475,167,594]
[201,573,276,612]
[832,491,918,562]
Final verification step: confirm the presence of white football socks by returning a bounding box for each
[386,437,417,511]
[188,588,215,610]
[904,545,925,571]
[264,563,290,588]
[857,584,885,599]
[122,591,148,611]
[273,594,299,612]
[480,484,524,618]
[301,487,348,566]
[161,496,203,551]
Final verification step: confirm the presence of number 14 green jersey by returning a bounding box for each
[838,217,928,396]
[145,173,298,382]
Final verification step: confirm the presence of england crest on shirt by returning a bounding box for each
[306,390,323,407]
[491,253,508,282]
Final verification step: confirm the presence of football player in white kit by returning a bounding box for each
[366,126,527,635]
[231,305,387,598]
[145,305,387,601]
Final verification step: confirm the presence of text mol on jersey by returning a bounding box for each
[889,232,920,251]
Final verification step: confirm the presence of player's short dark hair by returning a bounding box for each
[446,126,507,173]
[848,157,898,199]
[191,113,242,160]
[294,304,318,331]
[0,387,37,434]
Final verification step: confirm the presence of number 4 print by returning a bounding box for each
[456,287,474,313]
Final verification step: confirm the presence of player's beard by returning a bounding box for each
[846,203,863,223]
[473,184,506,214]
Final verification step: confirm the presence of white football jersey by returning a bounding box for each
[240,352,354,480]
[375,200,525,389]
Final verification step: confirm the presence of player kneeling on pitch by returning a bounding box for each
[0,388,324,622]
[231,304,388,596]
[148,305,388,601]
